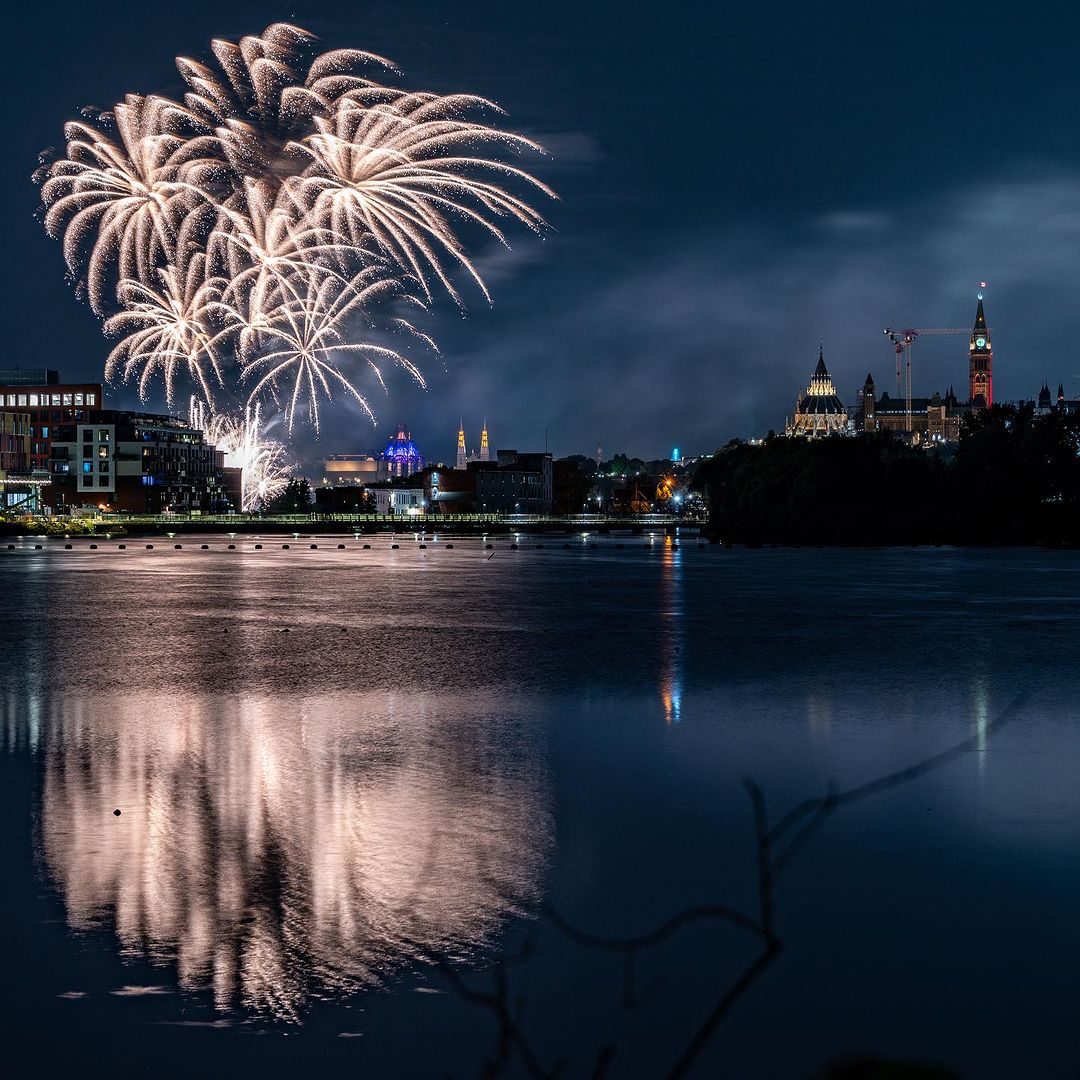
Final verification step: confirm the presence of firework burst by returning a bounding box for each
[37,22,552,442]
[199,401,291,510]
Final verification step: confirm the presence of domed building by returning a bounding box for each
[382,424,425,478]
[786,348,848,438]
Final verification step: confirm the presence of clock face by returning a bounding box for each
[976,337,986,348]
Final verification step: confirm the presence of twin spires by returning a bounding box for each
[455,419,492,468]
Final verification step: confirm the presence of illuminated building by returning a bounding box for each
[785,348,848,438]
[49,410,240,513]
[426,451,553,515]
[856,375,964,442]
[0,369,103,473]
[372,485,426,515]
[453,419,493,467]
[969,293,993,407]
[0,408,47,512]
[456,420,467,469]
[320,453,388,484]
[382,423,424,478]
[855,299,993,442]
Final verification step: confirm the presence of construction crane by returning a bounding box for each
[882,326,984,433]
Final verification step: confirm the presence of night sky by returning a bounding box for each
[10,1,1080,465]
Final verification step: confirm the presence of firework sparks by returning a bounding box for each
[291,91,554,303]
[104,243,229,406]
[37,22,552,434]
[40,95,220,314]
[198,401,291,510]
[229,267,428,434]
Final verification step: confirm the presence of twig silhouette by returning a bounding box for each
[428,691,1029,1077]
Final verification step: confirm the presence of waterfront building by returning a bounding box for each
[49,410,240,513]
[0,369,103,473]
[786,348,848,438]
[0,409,48,513]
[320,453,389,485]
[426,450,554,515]
[382,424,425,478]
[371,485,426,515]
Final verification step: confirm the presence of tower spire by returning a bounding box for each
[456,418,467,470]
[969,289,993,408]
[479,417,490,462]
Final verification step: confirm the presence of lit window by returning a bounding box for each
[99,429,110,442]
[17,394,27,406]
[29,394,38,406]
[4,395,13,406]
[87,393,96,406]
[82,462,93,474]
[51,394,61,406]
[63,394,73,406]
[74,393,84,406]
[41,426,49,438]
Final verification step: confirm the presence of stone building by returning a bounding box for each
[786,349,848,438]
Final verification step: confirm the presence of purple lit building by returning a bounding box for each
[382,424,425,478]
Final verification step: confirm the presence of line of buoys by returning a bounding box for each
[5,537,710,555]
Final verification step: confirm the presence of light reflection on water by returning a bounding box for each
[20,691,549,1021]
[3,541,1080,1077]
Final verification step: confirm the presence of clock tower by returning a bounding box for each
[968,293,992,408]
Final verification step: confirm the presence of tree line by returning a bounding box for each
[691,404,1080,545]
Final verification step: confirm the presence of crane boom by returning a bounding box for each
[880,326,986,433]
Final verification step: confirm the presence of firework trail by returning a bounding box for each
[37,23,551,440]
[194,399,291,510]
[226,266,429,434]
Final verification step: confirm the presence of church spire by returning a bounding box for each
[479,417,490,462]
[814,345,829,379]
[456,418,467,470]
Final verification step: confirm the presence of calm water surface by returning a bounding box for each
[1,538,1078,1077]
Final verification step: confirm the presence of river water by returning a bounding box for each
[1,537,1077,1077]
